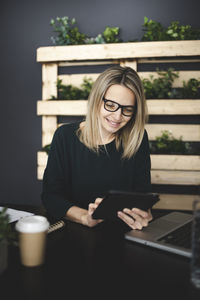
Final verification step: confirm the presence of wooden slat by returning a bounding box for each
[120,59,137,71]
[37,100,87,116]
[37,151,200,185]
[153,194,200,210]
[37,99,200,116]
[58,70,200,88]
[37,165,200,184]
[42,63,58,100]
[147,99,200,115]
[42,116,57,147]
[151,170,200,185]
[59,58,200,67]
[37,151,48,166]
[37,151,200,171]
[151,155,200,171]
[145,124,200,141]
[58,60,119,67]
[138,58,200,64]
[37,41,200,62]
[37,166,45,180]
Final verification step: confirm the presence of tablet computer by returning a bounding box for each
[92,190,160,220]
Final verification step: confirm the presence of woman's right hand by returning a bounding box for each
[83,197,104,227]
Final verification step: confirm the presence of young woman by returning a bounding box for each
[41,66,152,229]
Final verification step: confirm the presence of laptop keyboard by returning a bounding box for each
[158,221,192,249]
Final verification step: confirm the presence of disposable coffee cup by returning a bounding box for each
[15,215,49,267]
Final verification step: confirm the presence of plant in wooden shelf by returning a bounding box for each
[166,21,200,40]
[142,68,200,99]
[49,15,200,46]
[182,78,200,99]
[85,26,121,44]
[50,16,87,45]
[149,130,192,155]
[142,16,200,41]
[50,16,120,45]
[142,68,179,99]
[0,208,16,274]
[51,77,94,100]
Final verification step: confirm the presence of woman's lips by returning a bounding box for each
[106,118,121,128]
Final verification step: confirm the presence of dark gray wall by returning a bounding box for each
[1,0,200,206]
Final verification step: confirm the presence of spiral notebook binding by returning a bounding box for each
[48,220,66,233]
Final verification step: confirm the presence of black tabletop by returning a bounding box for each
[0,204,200,300]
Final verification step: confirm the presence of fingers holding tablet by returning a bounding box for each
[117,208,153,230]
[92,190,159,221]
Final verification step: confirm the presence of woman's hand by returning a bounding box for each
[117,207,153,230]
[83,198,104,227]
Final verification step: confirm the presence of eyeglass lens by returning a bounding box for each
[103,99,134,116]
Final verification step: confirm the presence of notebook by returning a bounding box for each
[125,211,193,258]
[47,220,66,233]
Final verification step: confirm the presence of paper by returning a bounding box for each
[0,207,34,223]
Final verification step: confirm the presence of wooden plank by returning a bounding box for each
[37,151,48,166]
[37,100,87,116]
[120,59,137,71]
[42,63,58,100]
[37,99,200,116]
[37,151,200,185]
[145,124,200,141]
[59,58,200,66]
[151,155,200,171]
[58,70,200,88]
[37,41,200,62]
[42,116,57,147]
[58,60,119,67]
[151,170,200,185]
[37,164,200,184]
[37,166,45,180]
[37,151,200,171]
[153,194,200,210]
[138,58,200,64]
[147,99,200,115]
[38,151,200,170]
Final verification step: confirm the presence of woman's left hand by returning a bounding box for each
[117,207,153,230]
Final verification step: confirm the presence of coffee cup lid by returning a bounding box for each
[15,215,50,233]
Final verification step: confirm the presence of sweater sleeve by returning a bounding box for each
[133,130,151,193]
[41,126,75,219]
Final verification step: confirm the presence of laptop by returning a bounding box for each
[125,211,193,258]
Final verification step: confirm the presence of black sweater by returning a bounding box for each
[41,122,151,219]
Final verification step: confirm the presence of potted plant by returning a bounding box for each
[0,208,16,274]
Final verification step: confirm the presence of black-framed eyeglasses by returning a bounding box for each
[102,97,135,117]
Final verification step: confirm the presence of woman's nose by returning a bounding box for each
[112,108,122,119]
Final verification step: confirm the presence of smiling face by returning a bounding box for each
[99,84,136,143]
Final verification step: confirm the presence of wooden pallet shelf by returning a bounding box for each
[36,40,200,210]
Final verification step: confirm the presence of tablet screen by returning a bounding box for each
[92,190,160,220]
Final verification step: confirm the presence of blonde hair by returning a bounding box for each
[78,66,148,159]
